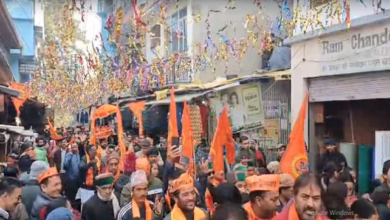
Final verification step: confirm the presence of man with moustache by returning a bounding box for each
[275,173,324,220]
[164,173,207,220]
[117,170,163,220]
[243,174,280,220]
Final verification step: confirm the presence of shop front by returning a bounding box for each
[287,13,390,192]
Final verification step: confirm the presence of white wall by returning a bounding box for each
[34,0,44,27]
[294,0,390,36]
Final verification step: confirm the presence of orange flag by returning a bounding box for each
[10,83,27,116]
[116,104,126,171]
[129,101,146,137]
[209,107,231,172]
[182,101,194,176]
[280,93,309,179]
[167,87,179,148]
[47,118,63,140]
[181,101,193,158]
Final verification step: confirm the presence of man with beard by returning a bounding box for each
[243,174,280,220]
[0,177,23,220]
[117,170,163,220]
[97,138,109,159]
[276,173,323,220]
[317,138,347,173]
[164,173,207,220]
[81,173,121,220]
[30,167,62,220]
[34,136,48,163]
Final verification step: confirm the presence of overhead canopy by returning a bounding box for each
[146,91,210,105]
[0,125,38,137]
[0,85,21,98]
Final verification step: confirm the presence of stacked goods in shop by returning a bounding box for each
[189,105,203,143]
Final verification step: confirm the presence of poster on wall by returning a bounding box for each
[211,83,265,132]
[265,119,280,146]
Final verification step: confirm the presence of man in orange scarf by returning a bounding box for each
[77,145,104,208]
[117,170,163,220]
[164,173,207,220]
[243,174,280,220]
[275,173,324,220]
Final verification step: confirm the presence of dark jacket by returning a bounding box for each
[21,179,41,216]
[79,155,105,190]
[317,151,347,173]
[376,204,390,220]
[30,191,55,220]
[53,148,66,173]
[117,200,162,220]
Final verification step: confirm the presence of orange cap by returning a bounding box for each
[245,174,280,192]
[38,167,59,183]
[171,173,194,193]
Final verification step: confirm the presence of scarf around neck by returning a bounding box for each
[97,191,120,218]
[131,198,152,220]
[170,205,206,220]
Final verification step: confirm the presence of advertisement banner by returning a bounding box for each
[210,83,264,131]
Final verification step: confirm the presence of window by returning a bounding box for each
[310,0,327,8]
[169,7,188,54]
[151,24,161,49]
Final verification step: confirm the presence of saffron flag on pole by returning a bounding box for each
[280,93,309,179]
[167,87,179,148]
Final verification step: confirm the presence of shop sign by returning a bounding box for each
[19,58,38,76]
[320,25,390,75]
[210,83,265,132]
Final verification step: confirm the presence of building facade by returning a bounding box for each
[5,0,42,83]
[98,0,291,85]
[0,0,22,84]
[286,1,390,181]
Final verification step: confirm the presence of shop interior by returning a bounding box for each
[313,98,390,193]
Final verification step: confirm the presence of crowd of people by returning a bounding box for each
[0,127,389,220]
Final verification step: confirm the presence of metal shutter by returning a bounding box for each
[308,71,390,102]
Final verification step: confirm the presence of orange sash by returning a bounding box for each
[131,198,152,220]
[86,157,101,187]
[243,202,276,220]
[170,205,206,220]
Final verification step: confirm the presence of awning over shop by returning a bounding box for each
[146,91,210,105]
[118,69,291,106]
[0,85,21,98]
[0,124,37,137]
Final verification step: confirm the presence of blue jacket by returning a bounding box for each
[64,152,80,180]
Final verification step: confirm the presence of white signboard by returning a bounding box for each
[375,131,390,177]
[320,26,390,76]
